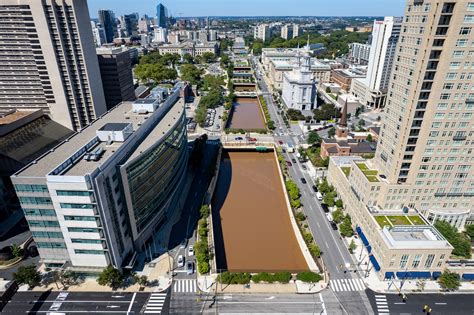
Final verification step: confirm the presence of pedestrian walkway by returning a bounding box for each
[374,294,389,314]
[330,278,366,292]
[143,292,167,314]
[173,279,197,293]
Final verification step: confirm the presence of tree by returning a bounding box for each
[466,224,474,239]
[134,275,149,287]
[307,131,322,146]
[252,41,264,55]
[317,178,331,194]
[50,270,80,289]
[180,64,203,85]
[325,87,331,93]
[11,244,24,258]
[340,216,354,237]
[438,270,460,291]
[13,264,41,288]
[287,109,305,121]
[434,221,471,258]
[323,191,336,207]
[332,208,344,224]
[366,134,373,142]
[97,265,123,290]
[134,63,177,84]
[313,103,341,121]
[183,53,194,64]
[220,54,230,67]
[327,127,336,138]
[348,239,356,253]
[200,52,217,63]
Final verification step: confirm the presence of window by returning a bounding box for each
[64,215,96,221]
[28,220,59,227]
[14,184,48,192]
[56,190,91,196]
[412,254,422,268]
[60,203,93,209]
[24,208,56,216]
[37,242,66,249]
[460,27,472,35]
[452,51,465,59]
[440,93,451,100]
[74,249,104,255]
[468,3,474,11]
[450,62,461,69]
[465,15,474,23]
[437,103,448,109]
[445,72,457,80]
[71,239,102,244]
[32,231,63,238]
[68,227,100,233]
[443,83,454,89]
[456,39,469,47]
[19,197,52,205]
[400,254,409,268]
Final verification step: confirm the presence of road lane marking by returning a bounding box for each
[126,292,136,314]
[435,302,447,305]
[319,293,327,315]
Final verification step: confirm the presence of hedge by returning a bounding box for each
[251,272,292,283]
[218,272,251,284]
[296,271,322,283]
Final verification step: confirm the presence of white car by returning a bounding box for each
[188,245,194,257]
[177,255,185,267]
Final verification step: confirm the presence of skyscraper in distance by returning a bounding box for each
[98,9,117,43]
[156,3,168,28]
[0,0,106,131]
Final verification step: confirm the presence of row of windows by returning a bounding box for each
[19,196,52,205]
[36,242,66,249]
[60,203,94,209]
[67,227,100,233]
[71,238,102,244]
[74,249,104,255]
[29,220,59,227]
[14,184,48,192]
[24,208,56,216]
[64,215,96,221]
[56,190,92,197]
[32,231,63,238]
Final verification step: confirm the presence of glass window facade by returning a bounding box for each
[37,242,66,248]
[56,190,92,196]
[68,227,100,233]
[19,196,52,205]
[15,184,48,192]
[24,208,56,216]
[74,249,104,255]
[71,239,102,244]
[60,203,94,209]
[126,117,187,233]
[32,231,63,238]
[29,220,59,227]
[64,215,96,221]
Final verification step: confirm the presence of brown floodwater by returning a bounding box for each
[226,97,265,130]
[212,151,308,272]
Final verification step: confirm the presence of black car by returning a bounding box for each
[312,185,318,192]
[330,221,338,230]
[321,204,329,213]
[291,158,297,163]
[300,177,307,184]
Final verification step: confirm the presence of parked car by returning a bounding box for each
[235,137,244,141]
[330,221,338,230]
[186,261,194,275]
[301,164,307,171]
[312,185,318,193]
[286,161,292,166]
[278,140,284,145]
[291,158,297,163]
[180,239,187,248]
[188,245,194,257]
[177,255,185,267]
[300,177,307,184]
[321,203,329,213]
[316,192,323,201]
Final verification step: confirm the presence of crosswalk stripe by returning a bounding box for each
[172,279,197,293]
[331,280,339,291]
[340,280,348,291]
[375,295,385,298]
[331,278,368,292]
[346,279,355,291]
[355,279,364,290]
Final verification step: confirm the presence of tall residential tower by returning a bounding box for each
[0,0,107,131]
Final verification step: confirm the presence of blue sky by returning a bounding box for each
[89,0,406,18]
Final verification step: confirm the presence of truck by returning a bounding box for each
[286,143,295,153]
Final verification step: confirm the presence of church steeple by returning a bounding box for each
[339,98,348,128]
[336,98,349,139]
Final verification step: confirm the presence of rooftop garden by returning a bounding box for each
[374,215,426,228]
[341,167,351,178]
[355,162,379,182]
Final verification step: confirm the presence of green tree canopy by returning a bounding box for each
[97,265,123,290]
[307,131,322,146]
[438,270,460,291]
[313,103,341,121]
[180,64,203,85]
[465,224,474,239]
[332,208,344,224]
[13,264,41,288]
[202,74,225,91]
[182,53,194,64]
[434,220,471,258]
[339,215,353,237]
[200,52,217,63]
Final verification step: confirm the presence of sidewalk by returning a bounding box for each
[341,234,474,294]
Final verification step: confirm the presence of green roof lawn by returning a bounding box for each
[356,163,379,182]
[341,167,351,177]
[375,215,426,228]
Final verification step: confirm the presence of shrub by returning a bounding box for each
[198,261,210,274]
[218,272,251,284]
[251,272,292,283]
[438,269,460,291]
[308,243,321,258]
[296,271,322,283]
[295,212,306,222]
[198,218,207,229]
[200,205,210,218]
[198,226,208,238]
[303,232,314,244]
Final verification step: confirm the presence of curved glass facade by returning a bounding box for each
[125,115,187,234]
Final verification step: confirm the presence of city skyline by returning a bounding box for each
[89,0,406,18]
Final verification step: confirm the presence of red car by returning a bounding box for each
[247,137,257,142]
[278,140,284,145]
[286,161,292,166]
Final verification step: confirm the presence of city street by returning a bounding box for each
[2,291,152,314]
[253,56,372,315]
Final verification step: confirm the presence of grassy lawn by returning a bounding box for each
[356,163,379,182]
[388,215,412,225]
[356,163,369,170]
[375,216,392,228]
[366,175,379,182]
[407,215,425,225]
[341,167,351,177]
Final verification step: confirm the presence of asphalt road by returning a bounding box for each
[253,56,372,315]
[366,289,474,315]
[2,291,151,314]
